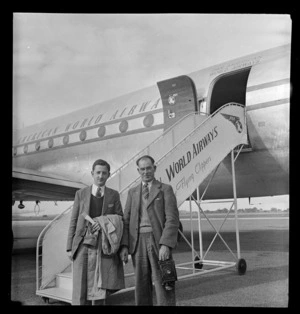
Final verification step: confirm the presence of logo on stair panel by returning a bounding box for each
[221,114,243,133]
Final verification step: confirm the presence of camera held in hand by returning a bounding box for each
[158,259,177,291]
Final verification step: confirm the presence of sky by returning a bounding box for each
[12,13,291,214]
[12,13,292,130]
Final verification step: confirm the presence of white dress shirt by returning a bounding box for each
[92,184,105,197]
[142,180,153,191]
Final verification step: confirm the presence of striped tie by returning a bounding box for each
[96,186,102,198]
[142,183,149,200]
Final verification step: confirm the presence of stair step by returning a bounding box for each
[36,287,72,303]
[56,272,72,290]
[57,271,72,278]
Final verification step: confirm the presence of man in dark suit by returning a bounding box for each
[66,159,124,305]
[120,155,179,306]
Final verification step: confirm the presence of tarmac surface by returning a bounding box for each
[10,213,289,307]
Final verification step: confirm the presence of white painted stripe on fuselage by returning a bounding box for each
[246,98,289,112]
[246,83,290,106]
[246,78,290,92]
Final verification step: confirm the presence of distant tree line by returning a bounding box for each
[203,207,289,213]
[180,207,289,215]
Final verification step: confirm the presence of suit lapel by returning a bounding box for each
[133,183,142,215]
[82,186,92,215]
[147,179,161,208]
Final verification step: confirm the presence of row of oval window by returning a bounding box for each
[14,114,155,156]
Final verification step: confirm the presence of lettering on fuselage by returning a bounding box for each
[16,98,161,146]
[210,55,262,77]
[18,127,60,144]
[165,126,218,182]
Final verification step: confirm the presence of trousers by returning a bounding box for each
[72,243,88,305]
[72,243,105,305]
[132,232,176,306]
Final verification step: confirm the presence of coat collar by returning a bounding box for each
[82,186,92,215]
[147,179,162,206]
[102,186,113,215]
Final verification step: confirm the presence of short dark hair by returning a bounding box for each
[136,155,155,167]
[92,159,110,172]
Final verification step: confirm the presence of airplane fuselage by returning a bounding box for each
[13,44,290,200]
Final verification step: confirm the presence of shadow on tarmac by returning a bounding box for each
[11,229,289,306]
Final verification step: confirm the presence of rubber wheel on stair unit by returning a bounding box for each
[194,256,203,269]
[42,297,49,304]
[236,258,247,275]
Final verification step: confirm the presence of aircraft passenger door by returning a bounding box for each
[157,75,198,130]
[208,67,252,150]
[208,68,251,114]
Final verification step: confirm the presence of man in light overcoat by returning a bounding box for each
[66,159,124,305]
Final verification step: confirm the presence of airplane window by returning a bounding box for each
[143,114,154,127]
[79,130,87,141]
[119,120,128,133]
[98,126,106,138]
[48,138,54,148]
[63,135,69,145]
[35,142,40,151]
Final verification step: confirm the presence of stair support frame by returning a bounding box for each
[174,146,244,280]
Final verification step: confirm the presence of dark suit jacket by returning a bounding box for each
[121,179,179,255]
[66,185,124,290]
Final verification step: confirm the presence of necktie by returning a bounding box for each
[142,183,149,200]
[96,186,102,198]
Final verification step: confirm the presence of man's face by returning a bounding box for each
[91,165,110,187]
[137,158,156,183]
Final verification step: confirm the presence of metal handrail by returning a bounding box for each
[118,102,245,196]
[36,204,73,291]
[155,102,245,165]
[113,113,204,195]
[109,111,204,180]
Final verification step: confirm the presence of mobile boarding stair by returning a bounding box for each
[36,102,248,304]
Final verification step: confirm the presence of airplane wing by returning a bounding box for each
[12,167,87,201]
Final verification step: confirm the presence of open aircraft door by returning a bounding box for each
[157,75,198,130]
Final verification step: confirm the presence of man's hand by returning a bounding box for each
[67,251,72,261]
[119,246,129,264]
[91,219,101,233]
[159,245,170,261]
